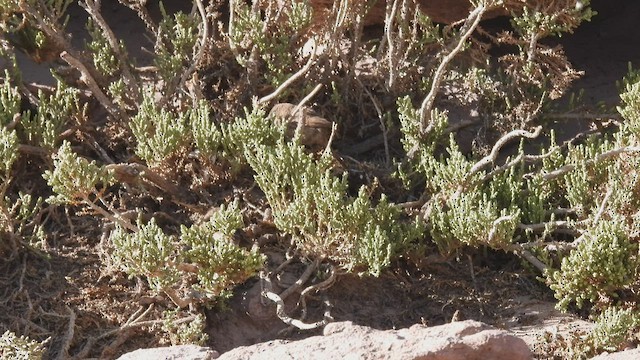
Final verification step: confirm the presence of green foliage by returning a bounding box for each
[219,107,283,161]
[618,70,640,137]
[247,135,423,276]
[161,309,208,346]
[0,126,18,177]
[588,307,640,353]
[0,192,46,258]
[43,141,114,205]
[562,138,615,216]
[431,190,520,254]
[3,0,639,351]
[22,79,77,150]
[130,93,190,166]
[0,330,45,360]
[230,0,312,86]
[0,71,20,126]
[154,4,199,82]
[111,204,264,302]
[192,105,282,165]
[110,217,181,291]
[547,218,639,311]
[511,1,595,39]
[86,19,121,77]
[179,202,265,299]
[190,100,222,159]
[423,135,477,193]
[398,96,447,158]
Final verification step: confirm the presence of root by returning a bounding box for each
[298,265,337,323]
[263,291,331,330]
[261,260,335,330]
[278,258,320,301]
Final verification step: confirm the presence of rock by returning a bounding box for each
[591,348,640,360]
[116,344,219,360]
[217,320,532,360]
[309,0,508,26]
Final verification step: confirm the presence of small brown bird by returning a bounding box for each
[269,103,333,149]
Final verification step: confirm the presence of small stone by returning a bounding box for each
[269,103,332,149]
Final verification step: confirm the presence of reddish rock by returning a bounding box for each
[216,320,532,360]
[309,0,506,26]
[116,345,219,360]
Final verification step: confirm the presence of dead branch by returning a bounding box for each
[263,290,330,330]
[60,51,124,121]
[158,0,209,108]
[81,0,140,102]
[543,147,640,181]
[83,194,138,232]
[258,41,318,104]
[507,244,548,272]
[470,126,543,175]
[417,4,487,135]
[298,265,337,321]
[294,83,324,138]
[116,0,157,34]
[278,258,319,301]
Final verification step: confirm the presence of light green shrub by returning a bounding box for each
[154,4,199,84]
[111,203,264,305]
[589,307,640,353]
[161,309,208,346]
[246,132,423,276]
[548,218,639,310]
[0,330,45,360]
[43,141,114,206]
[130,93,190,166]
[230,0,312,86]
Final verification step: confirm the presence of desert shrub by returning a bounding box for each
[109,203,265,307]
[0,330,45,360]
[5,0,640,356]
[230,0,313,87]
[246,132,423,276]
[130,93,191,166]
[160,309,209,346]
[548,218,639,311]
[589,307,640,354]
[0,74,46,260]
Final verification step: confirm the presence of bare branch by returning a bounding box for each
[55,305,76,360]
[470,126,543,175]
[258,41,318,104]
[418,4,487,135]
[509,245,548,272]
[543,147,640,181]
[592,186,613,225]
[60,51,124,121]
[263,290,329,330]
[294,83,324,138]
[278,259,319,301]
[82,0,140,101]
